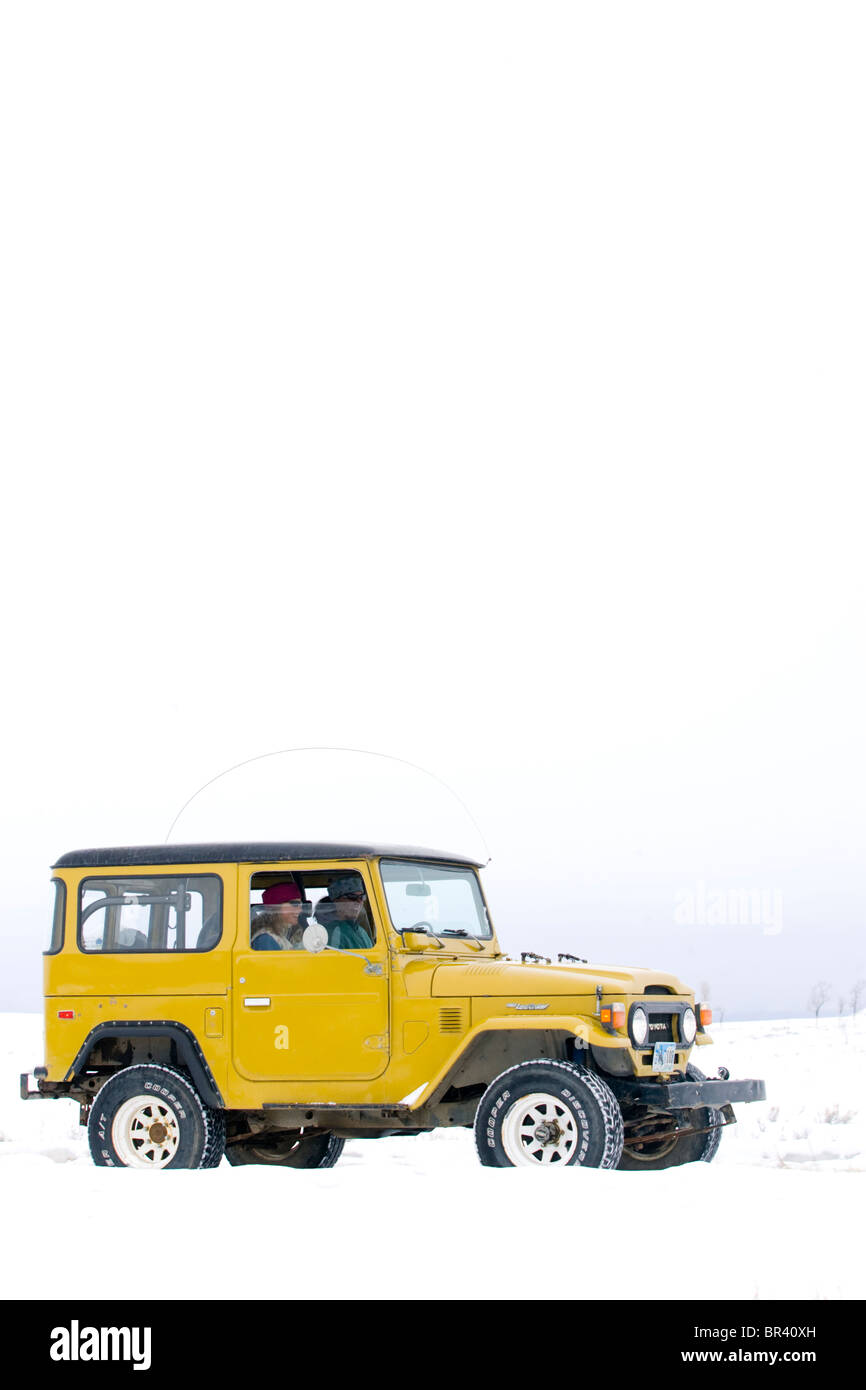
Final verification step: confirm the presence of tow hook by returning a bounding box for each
[716,1066,730,1080]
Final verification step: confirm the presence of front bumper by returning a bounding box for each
[612,1076,766,1109]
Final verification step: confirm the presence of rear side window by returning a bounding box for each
[78,875,222,953]
[45,878,66,955]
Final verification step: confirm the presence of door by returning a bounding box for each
[231,861,390,1082]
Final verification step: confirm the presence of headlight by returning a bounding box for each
[680,1006,697,1045]
[630,1006,649,1047]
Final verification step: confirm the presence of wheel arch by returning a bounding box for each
[66,1021,224,1108]
[423,1024,577,1106]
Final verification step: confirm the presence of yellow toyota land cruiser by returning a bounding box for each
[21,841,765,1170]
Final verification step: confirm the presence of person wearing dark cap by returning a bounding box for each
[252,881,307,951]
[316,873,373,950]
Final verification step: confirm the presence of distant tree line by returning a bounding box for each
[808,978,866,1020]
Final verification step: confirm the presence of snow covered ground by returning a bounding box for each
[1,1012,863,1301]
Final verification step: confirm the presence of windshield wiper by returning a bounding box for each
[440,929,483,951]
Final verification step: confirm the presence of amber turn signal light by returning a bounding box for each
[698,1003,712,1029]
[600,1002,625,1030]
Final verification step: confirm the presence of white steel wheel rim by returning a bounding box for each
[112,1095,182,1168]
[500,1091,579,1166]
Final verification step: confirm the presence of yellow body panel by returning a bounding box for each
[44,993,231,1097]
[429,960,689,997]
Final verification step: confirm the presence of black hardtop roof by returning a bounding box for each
[53,841,484,870]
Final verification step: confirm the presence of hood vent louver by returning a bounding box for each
[439,1006,466,1034]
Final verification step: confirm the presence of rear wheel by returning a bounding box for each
[224,1130,345,1169]
[617,1063,724,1170]
[88,1064,225,1169]
[474,1059,624,1169]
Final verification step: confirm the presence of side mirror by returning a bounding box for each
[302,923,329,954]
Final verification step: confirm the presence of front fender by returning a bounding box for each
[412,1014,629,1109]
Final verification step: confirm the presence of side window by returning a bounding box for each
[45,878,66,955]
[248,871,375,951]
[78,875,222,953]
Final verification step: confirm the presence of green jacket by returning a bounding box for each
[327,918,373,950]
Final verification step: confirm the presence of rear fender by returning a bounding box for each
[66,1021,223,1108]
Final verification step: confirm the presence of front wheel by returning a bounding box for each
[474,1059,624,1169]
[88,1064,225,1169]
[617,1063,724,1170]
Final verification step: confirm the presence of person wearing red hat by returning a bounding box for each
[252,881,307,950]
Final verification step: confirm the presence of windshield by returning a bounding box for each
[379,860,492,940]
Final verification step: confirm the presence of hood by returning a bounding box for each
[430,960,689,998]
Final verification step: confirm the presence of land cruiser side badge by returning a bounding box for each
[507,1002,549,1011]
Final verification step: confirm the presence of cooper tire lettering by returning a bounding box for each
[87,1064,225,1170]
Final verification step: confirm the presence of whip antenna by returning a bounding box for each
[164,745,491,862]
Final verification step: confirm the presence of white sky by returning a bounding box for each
[1,3,863,1017]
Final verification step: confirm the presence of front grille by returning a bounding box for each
[645,1013,674,1043]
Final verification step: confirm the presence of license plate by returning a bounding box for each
[653,1042,676,1072]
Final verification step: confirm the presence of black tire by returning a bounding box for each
[224,1131,345,1169]
[474,1059,624,1169]
[88,1064,225,1170]
[617,1063,724,1171]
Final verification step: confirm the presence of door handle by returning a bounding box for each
[243,997,271,1008]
